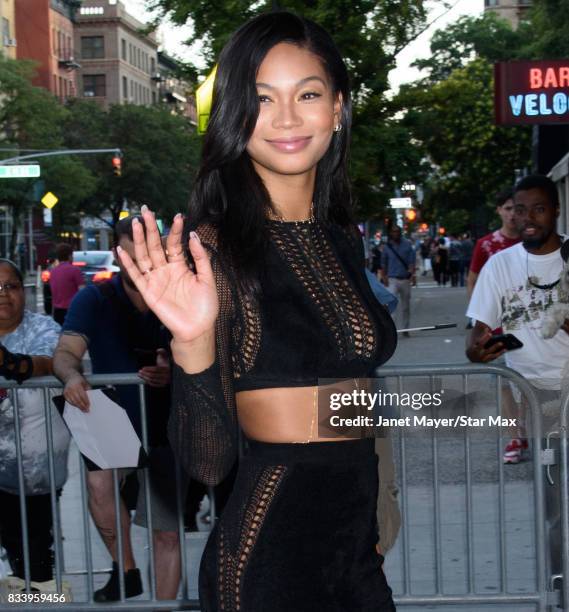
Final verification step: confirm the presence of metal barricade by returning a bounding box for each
[0,364,557,610]
[375,363,549,610]
[557,391,569,610]
[0,373,210,611]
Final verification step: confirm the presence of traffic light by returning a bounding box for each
[405,208,417,222]
[112,155,122,177]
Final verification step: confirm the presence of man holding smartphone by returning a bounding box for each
[53,216,184,602]
[466,175,569,463]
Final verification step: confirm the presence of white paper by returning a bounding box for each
[62,389,142,469]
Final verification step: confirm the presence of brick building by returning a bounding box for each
[484,0,532,29]
[15,0,80,100]
[75,0,159,108]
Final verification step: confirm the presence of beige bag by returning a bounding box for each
[376,434,401,554]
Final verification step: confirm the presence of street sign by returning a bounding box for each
[0,164,40,179]
[41,192,58,209]
[390,197,413,209]
[495,59,569,125]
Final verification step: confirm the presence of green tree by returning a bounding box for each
[64,100,201,227]
[399,58,531,232]
[0,58,96,257]
[520,0,569,59]
[413,12,524,83]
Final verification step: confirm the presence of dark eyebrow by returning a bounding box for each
[256,76,327,89]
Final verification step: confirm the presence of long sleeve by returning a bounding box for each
[167,224,238,486]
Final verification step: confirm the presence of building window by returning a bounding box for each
[129,43,133,64]
[122,76,128,100]
[130,79,134,99]
[152,91,156,104]
[83,74,106,97]
[81,36,104,59]
[2,18,10,47]
[53,75,58,95]
[484,0,499,6]
[121,39,126,60]
[150,57,155,75]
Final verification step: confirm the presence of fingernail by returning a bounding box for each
[141,204,149,214]
[175,213,182,221]
[116,245,122,253]
[190,231,201,244]
[133,217,139,225]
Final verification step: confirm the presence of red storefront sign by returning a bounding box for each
[495,60,569,125]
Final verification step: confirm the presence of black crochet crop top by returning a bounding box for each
[168,219,397,485]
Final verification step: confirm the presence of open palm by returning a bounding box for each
[117,209,219,343]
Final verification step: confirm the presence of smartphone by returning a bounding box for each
[484,333,524,351]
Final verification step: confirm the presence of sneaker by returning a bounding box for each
[503,438,529,464]
[93,562,142,602]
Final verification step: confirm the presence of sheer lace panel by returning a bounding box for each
[232,292,261,379]
[168,224,238,486]
[268,221,377,360]
[218,465,287,611]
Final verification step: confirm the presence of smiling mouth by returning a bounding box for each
[265,136,312,152]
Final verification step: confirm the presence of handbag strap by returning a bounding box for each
[386,243,411,272]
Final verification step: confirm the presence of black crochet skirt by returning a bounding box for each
[199,438,396,611]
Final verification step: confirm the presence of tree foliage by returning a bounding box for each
[395,12,534,234]
[0,59,96,256]
[63,100,201,227]
[519,0,569,59]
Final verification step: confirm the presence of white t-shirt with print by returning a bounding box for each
[467,240,569,389]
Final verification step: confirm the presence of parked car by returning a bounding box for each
[71,250,119,283]
[41,251,119,314]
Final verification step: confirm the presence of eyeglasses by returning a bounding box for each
[0,282,22,293]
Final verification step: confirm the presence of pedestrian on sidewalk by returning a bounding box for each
[0,259,70,587]
[466,175,569,464]
[459,232,473,287]
[382,224,416,335]
[467,188,520,297]
[48,244,84,326]
[448,234,462,287]
[432,236,449,286]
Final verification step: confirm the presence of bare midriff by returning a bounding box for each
[236,386,357,443]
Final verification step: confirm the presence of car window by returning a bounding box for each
[73,252,112,266]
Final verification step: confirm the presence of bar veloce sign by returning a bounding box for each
[495,60,569,125]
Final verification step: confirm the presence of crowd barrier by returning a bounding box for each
[0,364,563,610]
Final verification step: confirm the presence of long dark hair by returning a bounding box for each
[188,11,353,295]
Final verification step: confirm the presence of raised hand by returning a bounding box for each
[117,206,219,347]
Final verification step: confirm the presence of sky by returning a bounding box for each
[122,0,484,88]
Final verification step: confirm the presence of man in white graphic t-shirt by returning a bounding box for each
[466,174,569,464]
